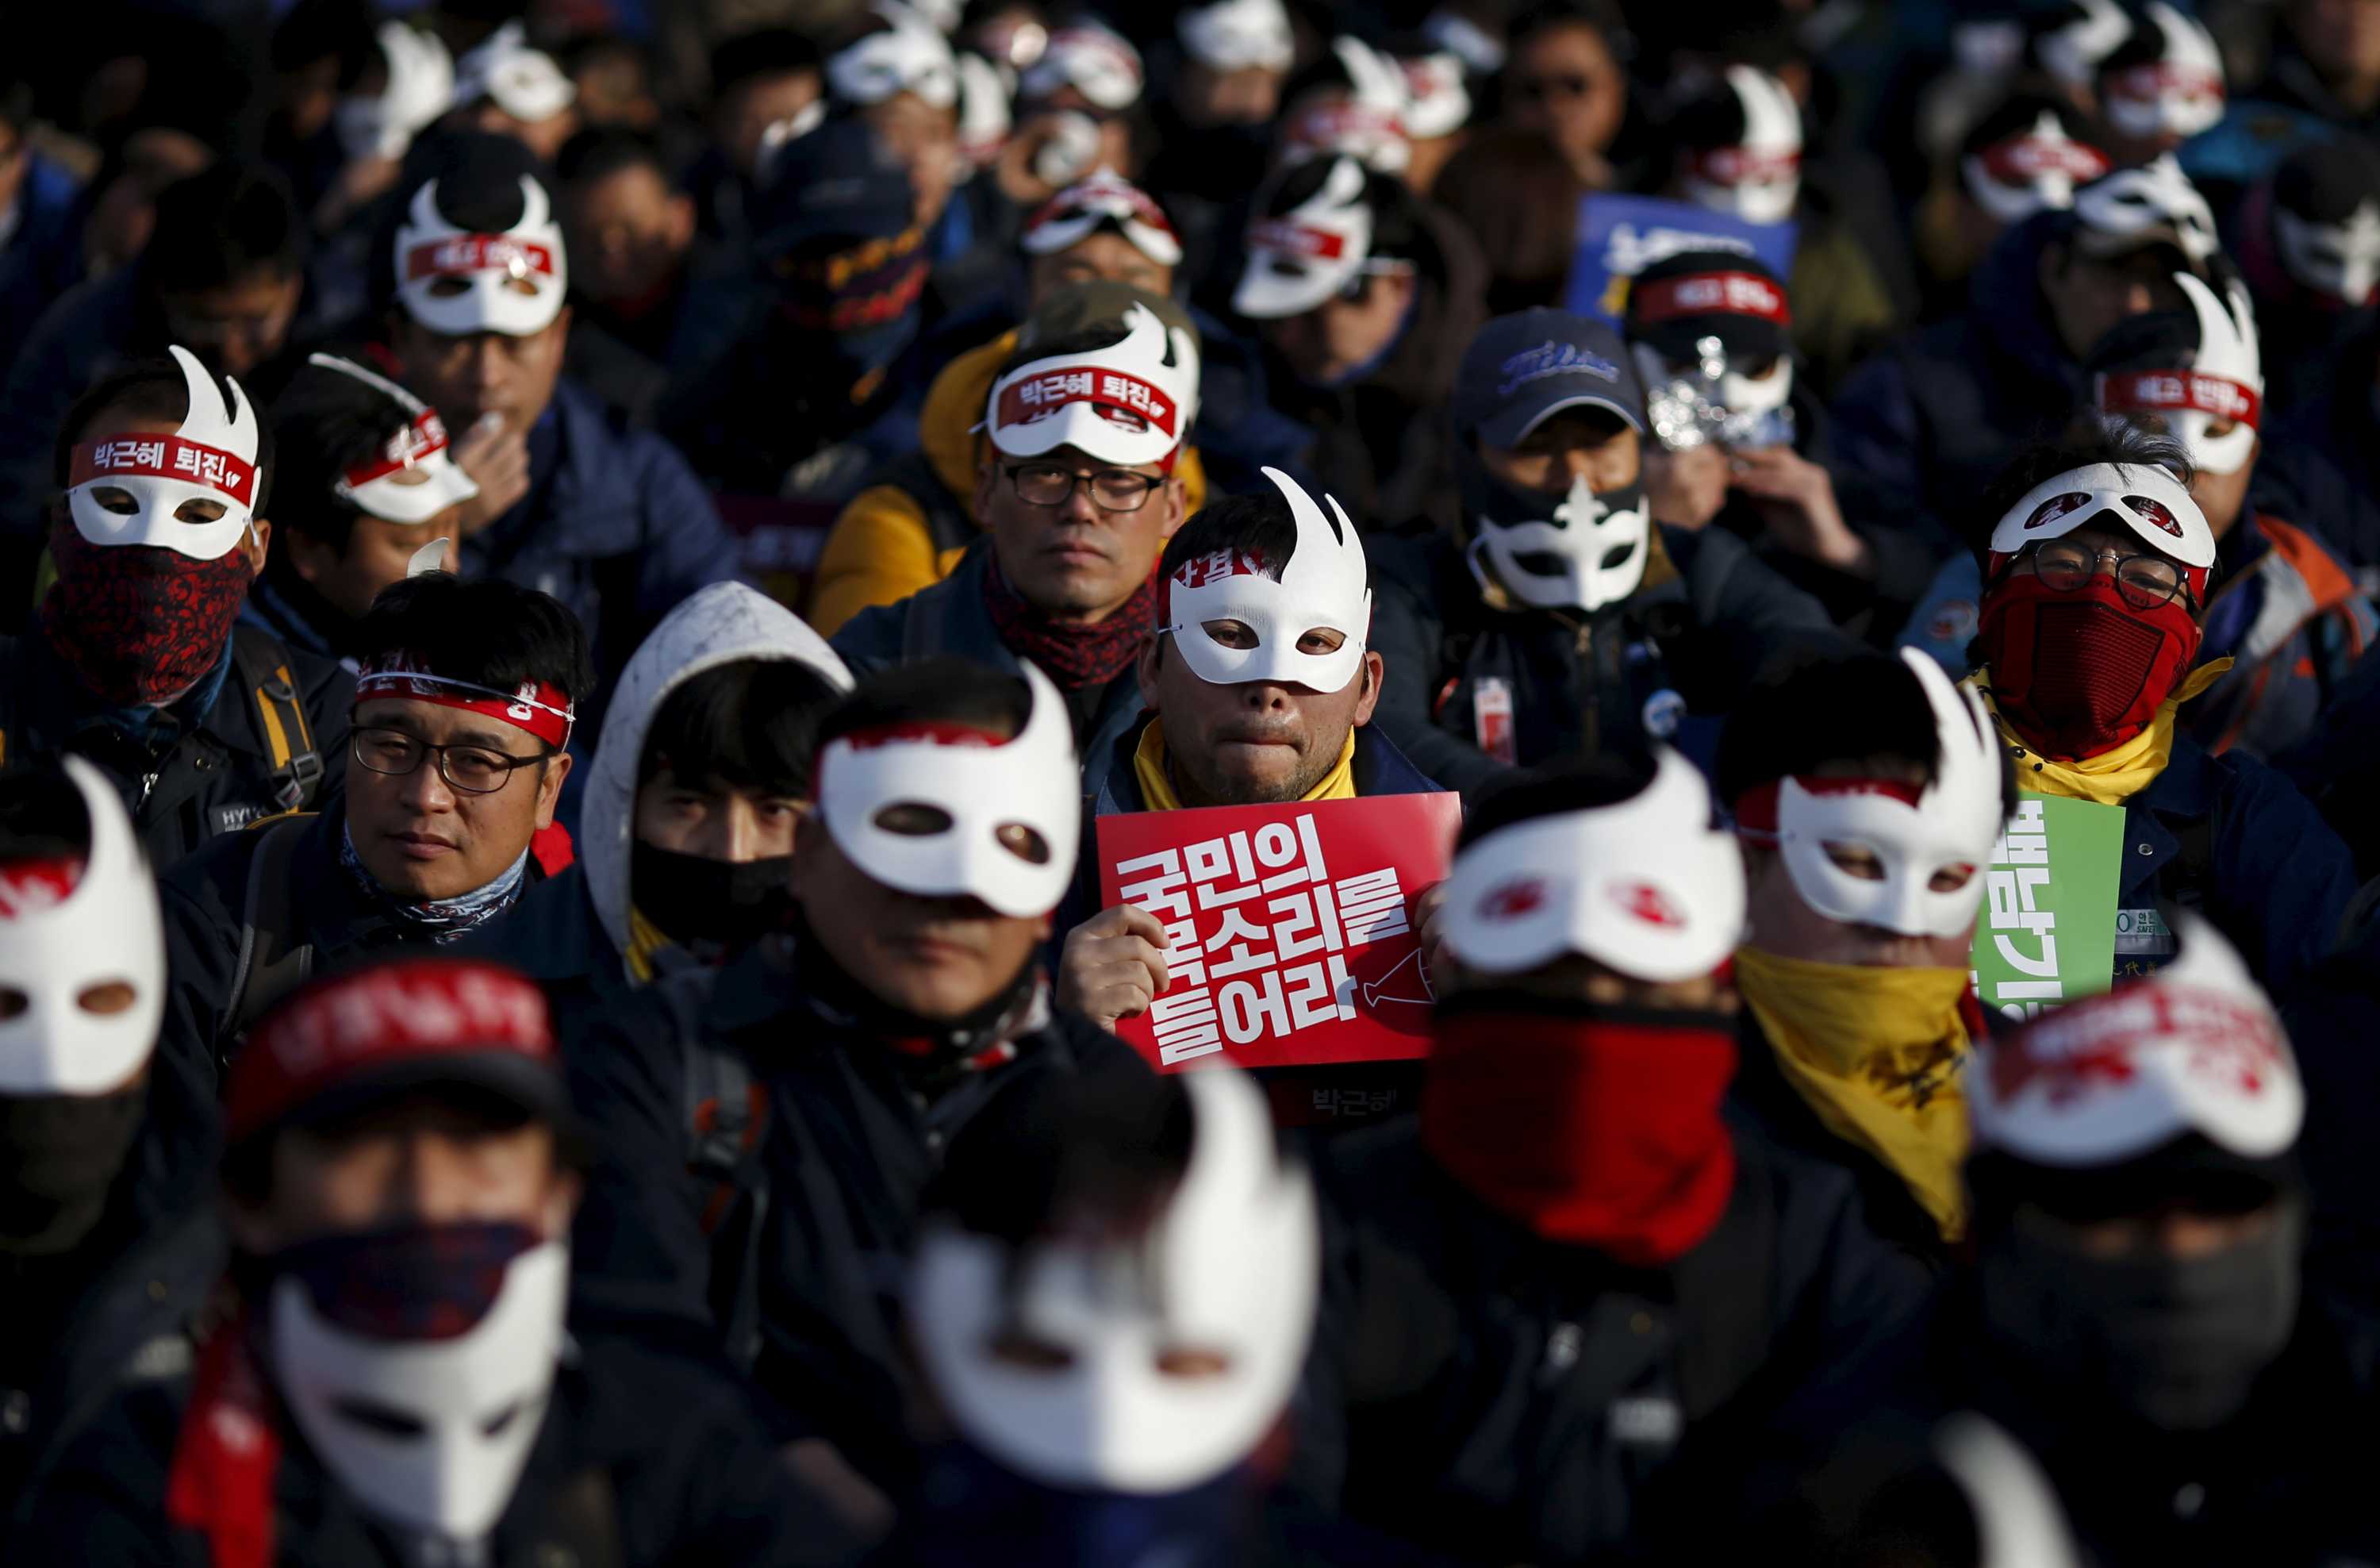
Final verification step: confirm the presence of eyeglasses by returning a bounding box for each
[1002,462,1165,512]
[351,726,546,796]
[2025,540,2190,609]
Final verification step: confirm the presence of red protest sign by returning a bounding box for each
[1096,792,1463,1072]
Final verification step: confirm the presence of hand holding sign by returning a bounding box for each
[1058,904,1173,1031]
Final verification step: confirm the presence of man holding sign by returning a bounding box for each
[1721,648,2013,1253]
[1964,428,2355,998]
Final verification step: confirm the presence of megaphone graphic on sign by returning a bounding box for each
[1361,946,1435,1010]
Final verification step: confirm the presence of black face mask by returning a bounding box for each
[1979,1199,2303,1432]
[0,1086,148,1255]
[631,842,796,951]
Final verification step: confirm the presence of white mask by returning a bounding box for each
[1178,0,1294,73]
[1468,474,1650,613]
[1987,459,2216,571]
[0,757,163,1095]
[1682,66,1802,227]
[1741,649,2006,940]
[1962,110,2112,225]
[2100,4,2225,142]
[1631,340,1795,420]
[2071,154,2220,266]
[1234,156,1376,320]
[1020,171,1182,267]
[911,1063,1317,1493]
[984,302,1201,468]
[1438,747,1744,982]
[829,2,960,109]
[336,21,454,164]
[66,345,259,562]
[815,661,1081,920]
[306,354,482,525]
[2094,272,2263,476]
[394,176,568,338]
[1019,24,1143,111]
[2037,0,2131,90]
[271,1240,568,1543]
[1163,467,1371,692]
[452,21,576,123]
[2274,199,2380,307]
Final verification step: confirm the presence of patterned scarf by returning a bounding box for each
[981,554,1157,690]
[338,825,528,943]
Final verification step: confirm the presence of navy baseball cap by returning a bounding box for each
[1453,309,1646,447]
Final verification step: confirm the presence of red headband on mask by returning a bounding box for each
[1632,271,1792,327]
[343,409,453,487]
[2097,369,2260,429]
[70,436,258,502]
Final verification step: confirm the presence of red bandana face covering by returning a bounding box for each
[1420,1001,1739,1266]
[1975,574,2202,761]
[42,528,253,707]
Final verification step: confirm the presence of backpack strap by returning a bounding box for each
[230,628,324,816]
[658,968,772,1370]
[221,815,316,1065]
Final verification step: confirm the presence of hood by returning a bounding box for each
[581,582,853,965]
[1968,209,2094,396]
[916,323,1211,518]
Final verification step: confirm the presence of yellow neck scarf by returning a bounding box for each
[1131,720,1358,811]
[1734,945,1974,1240]
[1965,661,2232,806]
[623,905,673,984]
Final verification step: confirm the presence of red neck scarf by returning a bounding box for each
[1420,1002,1739,1266]
[981,554,1157,690]
[165,1305,280,1568]
[1975,575,2202,762]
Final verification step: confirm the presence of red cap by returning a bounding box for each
[228,959,566,1146]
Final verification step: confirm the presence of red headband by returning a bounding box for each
[344,409,453,488]
[995,367,1182,440]
[403,234,559,282]
[2097,369,2261,430]
[70,435,257,501]
[1688,146,1802,184]
[1632,271,1792,328]
[838,721,1005,752]
[2103,63,2224,101]
[0,858,83,918]
[1980,134,2111,186]
[1732,777,1925,842]
[1247,218,1349,261]
[353,655,576,749]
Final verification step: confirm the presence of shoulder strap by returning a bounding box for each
[221,816,316,1063]
[230,628,324,815]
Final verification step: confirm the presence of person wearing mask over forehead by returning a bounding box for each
[1959,429,2357,996]
[14,957,867,1566]
[892,1063,1445,1566]
[1626,250,1938,640]
[0,349,349,870]
[1229,154,1487,528]
[154,574,590,1095]
[1659,64,1898,398]
[552,128,708,427]
[1715,920,2380,1567]
[1142,0,1298,266]
[1914,92,2111,321]
[821,6,977,281]
[2091,3,2226,170]
[447,21,581,167]
[1060,472,1441,1124]
[470,582,850,1040]
[993,22,1147,213]
[1292,749,1932,1565]
[0,763,221,1534]
[564,659,1150,1517]
[1368,309,1838,798]
[0,163,316,609]
[1271,36,1419,185]
[2234,135,2380,421]
[832,287,1197,750]
[243,353,476,663]
[1718,649,2013,1255]
[1833,154,2225,584]
[305,17,455,237]
[381,135,740,693]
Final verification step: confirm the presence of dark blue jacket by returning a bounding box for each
[460,378,744,706]
[2278,641,2380,878]
[0,154,83,371]
[1367,525,1847,798]
[456,863,635,1055]
[1826,211,2083,567]
[831,542,1148,756]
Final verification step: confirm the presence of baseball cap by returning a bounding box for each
[1453,309,1646,447]
[1624,251,1793,366]
[228,959,574,1148]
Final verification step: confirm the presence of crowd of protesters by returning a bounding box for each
[4,0,2380,1562]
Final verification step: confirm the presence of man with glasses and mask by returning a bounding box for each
[833,285,1200,748]
[1962,429,2355,997]
[153,574,592,1093]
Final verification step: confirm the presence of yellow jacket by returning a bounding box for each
[805,327,1210,636]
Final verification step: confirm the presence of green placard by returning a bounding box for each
[1969,791,2128,1024]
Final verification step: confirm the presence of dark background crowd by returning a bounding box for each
[6,0,2380,1564]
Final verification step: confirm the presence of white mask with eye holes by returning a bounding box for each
[1630,341,1794,420]
[271,1240,568,1544]
[814,661,1081,920]
[2094,271,2263,477]
[66,346,259,562]
[909,1063,1319,1494]
[1162,467,1371,693]
[1469,474,1651,614]
[1752,649,2007,940]
[2274,199,2380,308]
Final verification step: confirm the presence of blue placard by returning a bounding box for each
[1563,194,1799,327]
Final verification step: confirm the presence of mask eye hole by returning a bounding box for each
[332,1397,428,1439]
[1199,619,1259,650]
[1297,627,1346,655]
[1929,863,1979,894]
[1821,843,1887,882]
[1598,542,1637,571]
[1154,1345,1234,1380]
[75,981,136,1016]
[426,277,474,298]
[0,989,27,1020]
[480,1401,525,1439]
[873,803,954,836]
[90,486,140,517]
[996,824,1050,865]
[987,1328,1075,1370]
[174,498,226,524]
[1737,356,1783,381]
